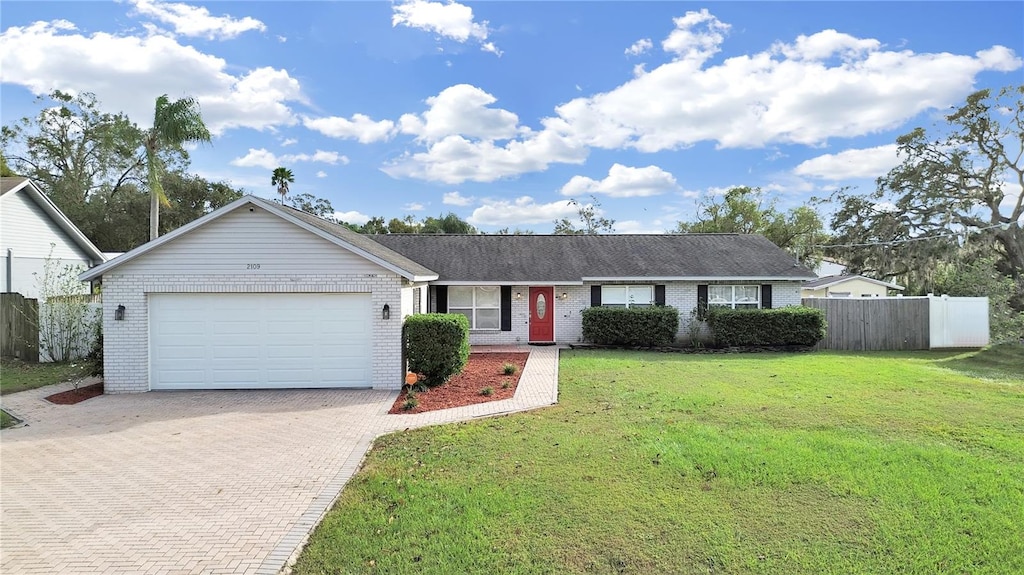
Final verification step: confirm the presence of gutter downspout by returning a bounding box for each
[5,248,11,293]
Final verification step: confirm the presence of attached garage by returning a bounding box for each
[80,196,437,393]
[149,293,372,390]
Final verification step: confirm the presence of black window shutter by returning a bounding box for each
[436,285,448,313]
[500,286,512,331]
[696,284,708,319]
[654,285,666,306]
[591,285,602,306]
[761,284,773,309]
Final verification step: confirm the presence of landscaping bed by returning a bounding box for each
[45,382,104,405]
[390,353,528,414]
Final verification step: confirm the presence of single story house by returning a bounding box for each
[1,177,106,299]
[802,274,904,298]
[80,196,815,393]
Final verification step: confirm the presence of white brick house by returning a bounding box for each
[82,196,815,394]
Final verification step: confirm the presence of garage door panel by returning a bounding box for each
[150,293,372,390]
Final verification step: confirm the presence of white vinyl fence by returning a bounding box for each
[929,296,990,348]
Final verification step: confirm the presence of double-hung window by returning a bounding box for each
[708,285,760,309]
[449,286,501,329]
[601,285,654,308]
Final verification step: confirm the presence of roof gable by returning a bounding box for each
[1,177,106,264]
[370,234,816,283]
[802,274,905,290]
[79,196,437,282]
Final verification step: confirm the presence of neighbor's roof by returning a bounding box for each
[80,196,437,282]
[802,274,905,291]
[370,233,816,284]
[1,177,107,264]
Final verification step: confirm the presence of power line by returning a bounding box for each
[809,220,1017,249]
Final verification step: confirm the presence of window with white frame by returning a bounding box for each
[708,285,760,309]
[449,286,501,329]
[602,285,654,308]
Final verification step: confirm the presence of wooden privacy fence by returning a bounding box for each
[0,293,40,362]
[802,296,989,351]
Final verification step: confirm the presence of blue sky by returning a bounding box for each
[1,1,1021,233]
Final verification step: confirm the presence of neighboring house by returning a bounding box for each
[1,177,106,299]
[802,274,905,298]
[80,195,815,394]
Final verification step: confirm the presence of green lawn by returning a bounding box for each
[1,359,92,429]
[295,347,1023,575]
[0,359,91,396]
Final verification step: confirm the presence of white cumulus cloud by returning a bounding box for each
[0,20,305,134]
[399,84,521,142]
[467,196,582,226]
[625,38,653,56]
[303,114,396,143]
[316,170,327,178]
[333,211,371,225]
[403,202,426,211]
[560,164,679,198]
[793,144,900,180]
[129,0,266,40]
[392,0,500,55]
[230,148,349,170]
[442,191,474,206]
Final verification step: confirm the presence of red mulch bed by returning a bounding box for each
[45,382,104,405]
[390,353,529,414]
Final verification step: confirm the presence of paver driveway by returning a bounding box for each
[0,345,559,575]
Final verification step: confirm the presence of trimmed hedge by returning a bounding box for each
[582,306,679,347]
[404,313,470,386]
[707,306,826,347]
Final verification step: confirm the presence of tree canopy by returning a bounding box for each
[2,90,240,252]
[827,85,1023,295]
[675,186,827,265]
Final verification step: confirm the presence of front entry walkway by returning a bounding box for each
[0,346,559,575]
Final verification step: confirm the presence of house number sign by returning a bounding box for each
[246,263,261,270]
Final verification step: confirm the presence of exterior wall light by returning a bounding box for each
[382,303,390,320]
[115,305,126,321]
[515,292,522,300]
[560,292,569,300]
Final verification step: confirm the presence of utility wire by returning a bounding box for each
[809,220,1018,249]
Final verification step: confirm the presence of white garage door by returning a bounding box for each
[149,293,372,390]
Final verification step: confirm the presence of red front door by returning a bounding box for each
[529,287,554,342]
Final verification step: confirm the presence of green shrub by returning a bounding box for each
[480,387,494,396]
[501,379,512,389]
[502,362,517,375]
[404,313,470,387]
[581,306,679,347]
[707,306,826,347]
[401,394,419,411]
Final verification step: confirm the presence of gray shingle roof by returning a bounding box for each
[369,233,816,282]
[1,177,29,196]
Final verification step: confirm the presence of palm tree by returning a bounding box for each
[271,167,295,204]
[145,95,211,240]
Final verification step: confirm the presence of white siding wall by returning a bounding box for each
[116,207,386,276]
[101,206,407,393]
[1,191,93,299]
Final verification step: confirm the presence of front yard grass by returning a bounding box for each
[0,358,91,396]
[294,346,1024,575]
[1,359,92,428]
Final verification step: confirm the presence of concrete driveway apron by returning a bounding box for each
[0,345,559,575]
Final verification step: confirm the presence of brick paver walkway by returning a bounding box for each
[0,345,559,574]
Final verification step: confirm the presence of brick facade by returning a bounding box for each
[102,273,405,393]
[439,281,804,347]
